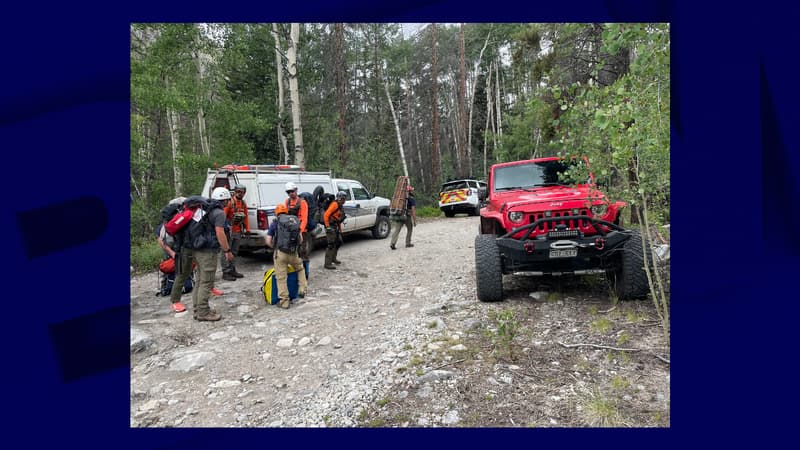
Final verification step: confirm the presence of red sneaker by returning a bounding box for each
[211,287,224,296]
[171,302,187,313]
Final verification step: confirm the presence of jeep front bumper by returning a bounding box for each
[495,216,633,275]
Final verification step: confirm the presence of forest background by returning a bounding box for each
[130,22,669,270]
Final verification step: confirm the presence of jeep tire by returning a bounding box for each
[475,234,504,302]
[371,215,390,239]
[612,230,650,300]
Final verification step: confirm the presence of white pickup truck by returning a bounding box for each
[200,165,390,252]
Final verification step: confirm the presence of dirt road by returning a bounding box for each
[130,215,670,427]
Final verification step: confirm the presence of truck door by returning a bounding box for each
[350,181,376,229]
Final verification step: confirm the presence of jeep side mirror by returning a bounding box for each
[478,187,487,201]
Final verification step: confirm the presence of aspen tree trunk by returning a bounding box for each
[334,23,348,166]
[487,62,497,161]
[287,23,304,168]
[495,55,503,141]
[167,108,183,195]
[193,25,210,157]
[272,24,289,164]
[458,23,467,179]
[165,77,183,195]
[483,61,494,179]
[468,29,492,178]
[431,23,440,187]
[384,76,408,177]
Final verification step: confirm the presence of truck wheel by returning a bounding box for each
[471,204,481,216]
[371,215,390,239]
[612,230,650,300]
[444,210,455,218]
[475,234,503,302]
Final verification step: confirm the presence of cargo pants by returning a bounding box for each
[192,249,218,316]
[169,247,194,305]
[390,214,414,247]
[274,249,308,302]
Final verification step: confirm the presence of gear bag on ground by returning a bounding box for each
[260,262,309,305]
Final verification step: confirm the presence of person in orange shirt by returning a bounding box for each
[221,184,249,280]
[323,191,347,269]
[283,182,309,260]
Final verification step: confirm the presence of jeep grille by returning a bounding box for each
[528,208,591,232]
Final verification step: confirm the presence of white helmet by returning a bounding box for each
[211,187,232,200]
[285,181,298,192]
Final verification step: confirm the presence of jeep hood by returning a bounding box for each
[494,186,602,210]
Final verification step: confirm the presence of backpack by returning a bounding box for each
[318,193,335,217]
[260,261,308,305]
[160,202,183,223]
[183,197,223,250]
[164,196,207,236]
[159,272,194,297]
[275,213,300,253]
[298,191,317,229]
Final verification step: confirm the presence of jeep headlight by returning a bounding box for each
[509,211,524,223]
[590,204,609,217]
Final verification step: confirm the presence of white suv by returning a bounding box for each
[438,179,486,217]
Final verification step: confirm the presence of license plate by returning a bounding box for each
[549,248,577,258]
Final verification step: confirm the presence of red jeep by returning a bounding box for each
[475,156,650,301]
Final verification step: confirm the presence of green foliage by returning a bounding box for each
[131,237,164,274]
[591,317,613,335]
[416,205,443,218]
[489,308,522,361]
[130,23,669,247]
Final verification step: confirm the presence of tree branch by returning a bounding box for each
[558,341,670,364]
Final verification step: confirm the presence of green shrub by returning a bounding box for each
[416,205,443,218]
[131,237,164,274]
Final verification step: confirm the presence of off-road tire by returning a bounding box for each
[612,230,650,300]
[371,215,390,239]
[444,209,455,218]
[475,234,503,302]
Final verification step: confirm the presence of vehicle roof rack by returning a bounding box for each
[208,164,331,176]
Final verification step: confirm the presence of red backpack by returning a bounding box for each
[164,208,194,235]
[164,197,206,235]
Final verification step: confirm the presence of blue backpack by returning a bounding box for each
[159,271,194,297]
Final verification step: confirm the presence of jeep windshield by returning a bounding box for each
[493,160,584,191]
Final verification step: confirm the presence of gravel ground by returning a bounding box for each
[130,215,670,427]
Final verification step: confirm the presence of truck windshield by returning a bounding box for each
[493,160,584,191]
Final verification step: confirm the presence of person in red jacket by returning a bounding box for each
[221,184,249,280]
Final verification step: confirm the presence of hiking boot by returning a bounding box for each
[390,244,396,250]
[406,243,414,248]
[324,264,337,270]
[171,302,187,313]
[222,272,237,281]
[279,298,291,309]
[194,309,221,321]
[211,287,224,296]
[332,259,342,265]
[232,270,244,278]
[298,290,306,299]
